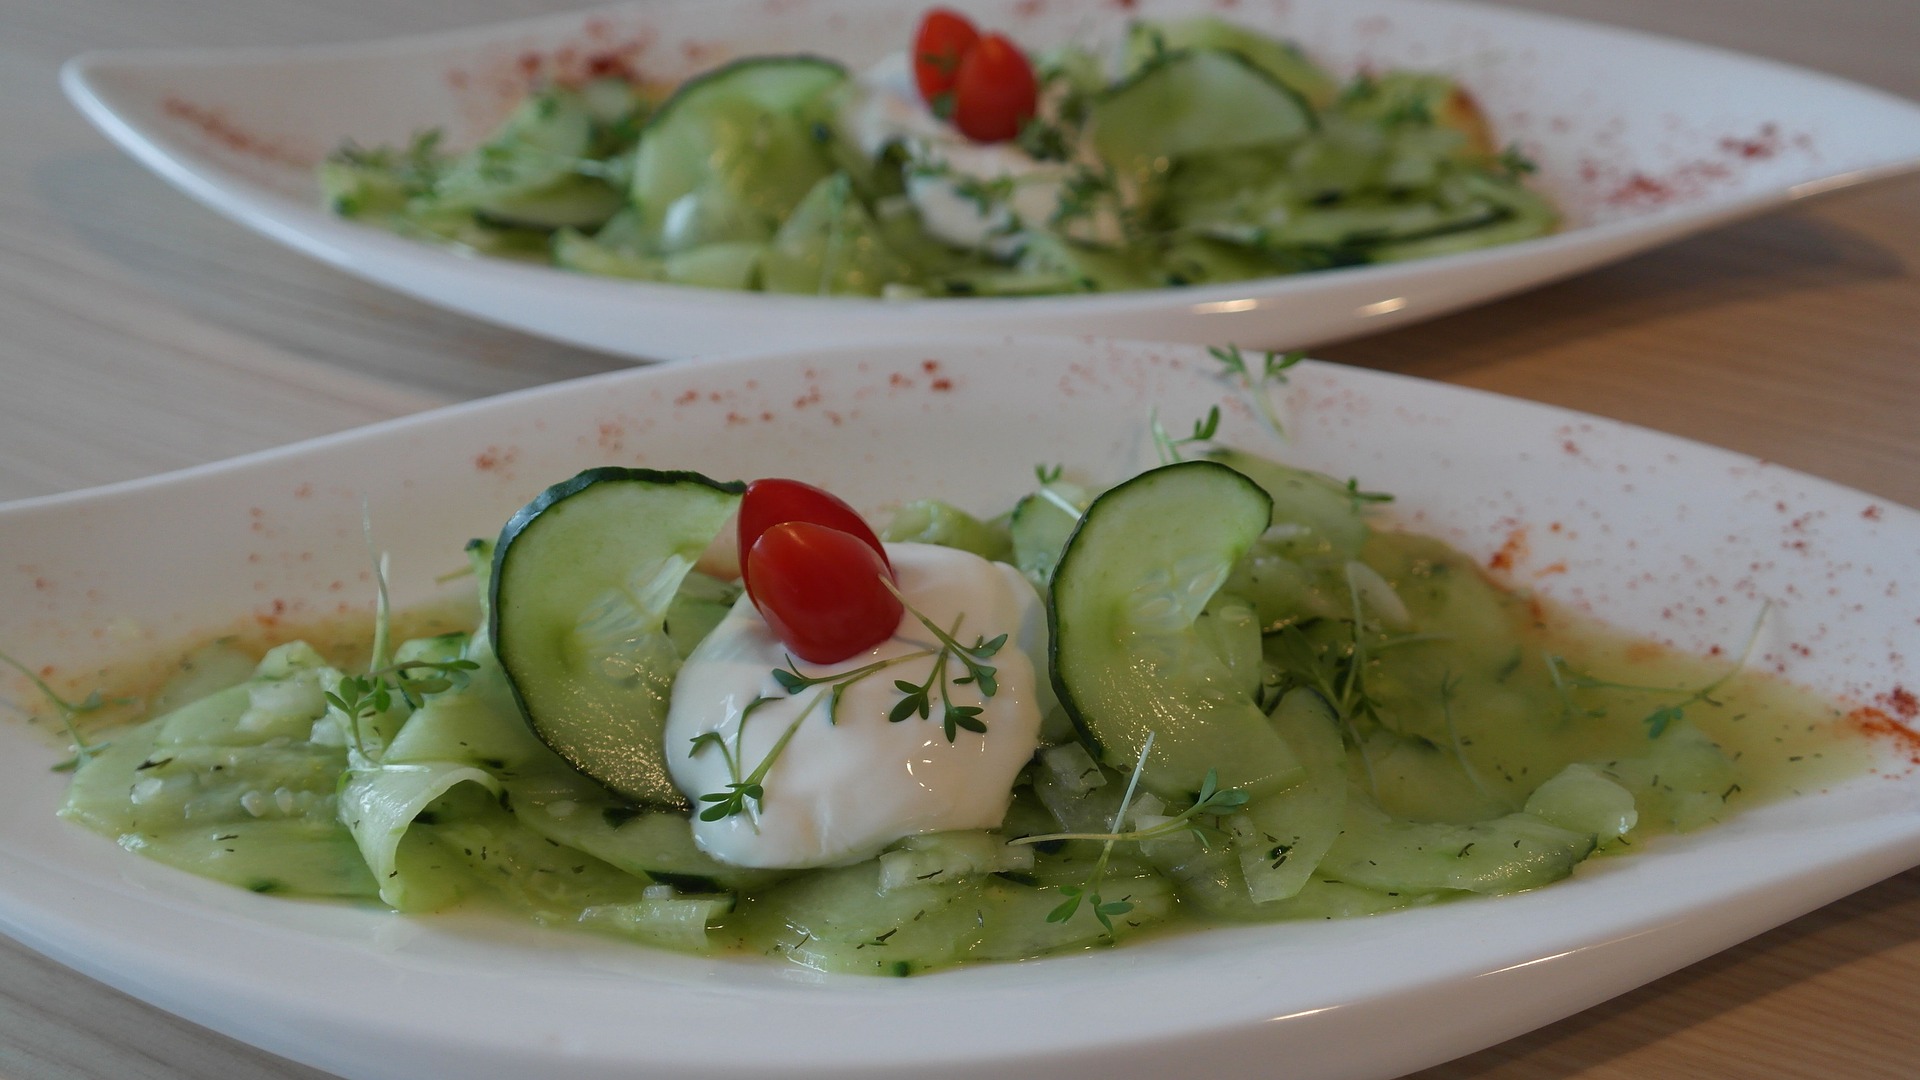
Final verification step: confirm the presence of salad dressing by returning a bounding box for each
[36,457,1890,975]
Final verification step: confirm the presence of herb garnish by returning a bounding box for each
[1017,116,1074,162]
[325,658,480,759]
[1496,144,1539,178]
[1210,344,1303,438]
[1261,571,1447,797]
[1344,477,1395,511]
[1050,167,1116,226]
[692,594,1006,822]
[1011,733,1249,934]
[1149,405,1222,464]
[1547,603,1771,739]
[1,648,114,771]
[325,533,477,760]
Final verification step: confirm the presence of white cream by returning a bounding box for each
[664,543,1047,868]
[839,53,1123,251]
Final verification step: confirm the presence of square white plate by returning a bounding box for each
[2,336,1917,1080]
[60,0,1920,360]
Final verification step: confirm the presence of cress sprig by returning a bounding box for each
[1149,405,1221,464]
[1546,602,1772,738]
[1210,343,1304,438]
[884,580,1007,740]
[0,648,116,771]
[325,658,480,760]
[693,594,1006,822]
[1011,732,1249,935]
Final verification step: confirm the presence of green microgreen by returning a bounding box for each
[1382,95,1435,127]
[323,527,482,761]
[1209,344,1303,438]
[950,173,1018,216]
[1263,584,1446,799]
[1034,463,1064,485]
[693,697,808,823]
[324,658,480,761]
[693,589,1004,822]
[1496,143,1539,178]
[0,648,115,771]
[1141,27,1171,62]
[1545,603,1771,739]
[1012,733,1248,936]
[1050,166,1115,225]
[1037,484,1087,521]
[1149,405,1222,464]
[1341,73,1380,105]
[1344,477,1395,511]
[1017,116,1074,162]
[330,128,445,197]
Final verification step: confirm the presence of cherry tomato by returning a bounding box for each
[746,521,904,663]
[952,32,1038,143]
[736,477,890,595]
[912,8,981,108]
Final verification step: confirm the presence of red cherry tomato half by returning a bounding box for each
[912,8,981,107]
[746,522,904,663]
[952,32,1038,143]
[736,477,890,595]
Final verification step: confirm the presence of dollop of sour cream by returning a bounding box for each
[664,543,1047,868]
[839,53,1123,252]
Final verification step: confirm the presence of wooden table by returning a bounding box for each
[3,0,1916,1076]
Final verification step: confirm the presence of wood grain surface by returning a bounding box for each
[2,1,1916,1078]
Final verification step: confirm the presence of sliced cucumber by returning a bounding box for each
[880,499,1013,561]
[1205,447,1372,560]
[1319,797,1595,895]
[1229,688,1347,902]
[554,230,765,289]
[1008,481,1087,587]
[1125,17,1339,108]
[489,468,744,807]
[432,87,605,220]
[1049,460,1304,800]
[1091,49,1313,196]
[1014,231,1157,293]
[473,174,625,230]
[760,171,916,295]
[742,860,985,976]
[629,56,847,253]
[507,755,783,892]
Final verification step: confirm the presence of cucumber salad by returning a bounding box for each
[320,10,1557,297]
[53,419,1860,976]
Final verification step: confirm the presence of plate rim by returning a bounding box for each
[52,0,1920,357]
[3,335,1918,1080]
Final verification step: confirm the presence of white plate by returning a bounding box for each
[2,337,1918,1080]
[59,0,1920,361]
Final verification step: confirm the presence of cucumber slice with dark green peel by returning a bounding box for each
[490,468,744,808]
[1091,49,1314,195]
[1049,459,1304,800]
[629,56,848,253]
[1205,447,1372,560]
